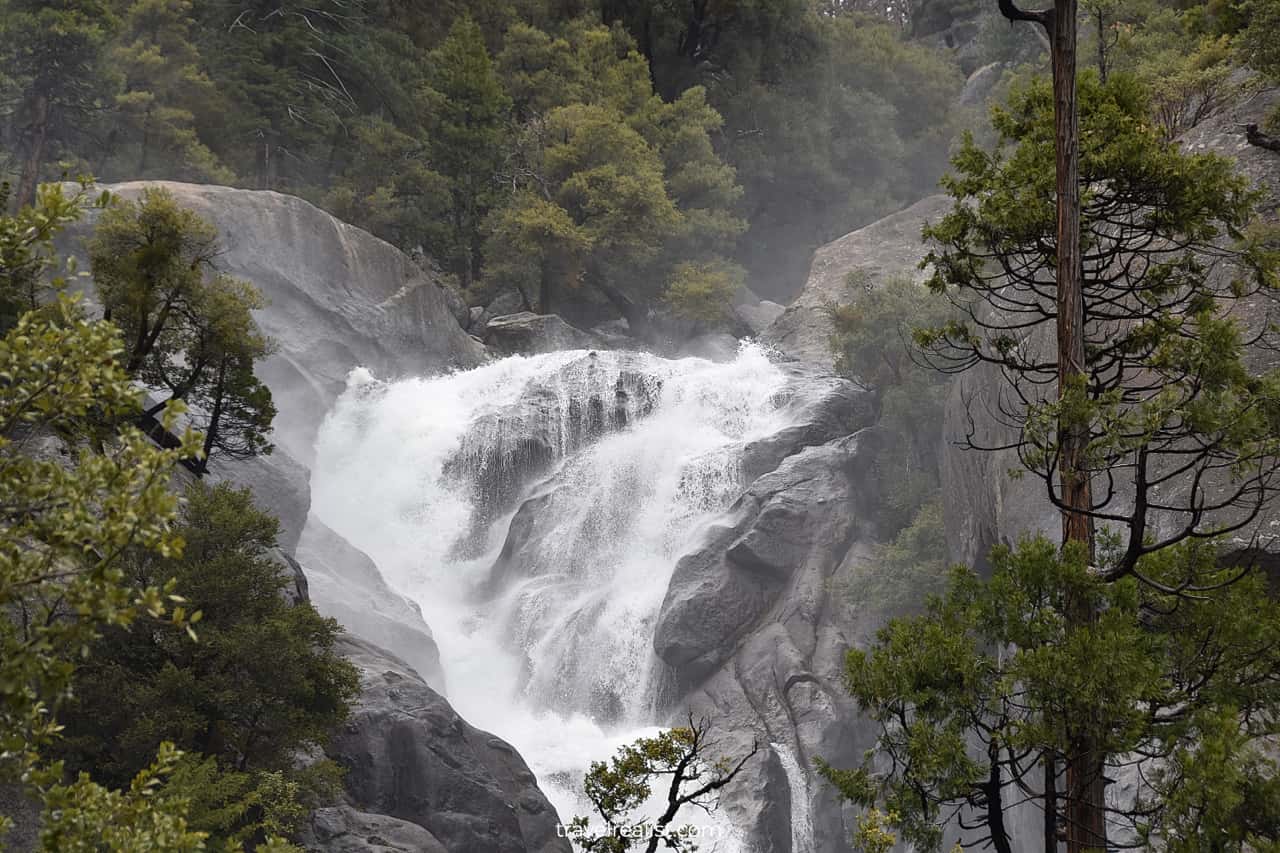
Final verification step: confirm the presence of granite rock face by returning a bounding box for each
[297,516,446,693]
[205,447,313,554]
[300,805,449,852]
[325,637,570,853]
[653,427,898,853]
[483,312,604,356]
[763,194,951,368]
[63,181,486,465]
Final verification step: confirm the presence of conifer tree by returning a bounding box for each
[824,71,1280,853]
[0,0,117,209]
[104,0,231,182]
[90,188,277,466]
[428,16,511,289]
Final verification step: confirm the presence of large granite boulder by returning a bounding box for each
[61,181,486,464]
[653,430,892,853]
[297,516,445,693]
[301,805,449,852]
[484,312,604,356]
[204,446,312,554]
[735,299,785,335]
[325,637,570,853]
[763,194,950,368]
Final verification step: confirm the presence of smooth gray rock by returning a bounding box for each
[735,300,786,335]
[298,515,445,693]
[655,434,875,680]
[205,446,312,554]
[300,805,448,852]
[440,282,471,330]
[62,182,485,464]
[487,290,529,317]
[675,332,740,362]
[959,60,1005,106]
[484,312,604,356]
[328,637,570,853]
[657,431,898,853]
[763,194,951,368]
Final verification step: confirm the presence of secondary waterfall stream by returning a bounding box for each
[309,344,799,846]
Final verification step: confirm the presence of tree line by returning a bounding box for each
[0,0,967,318]
[0,183,353,851]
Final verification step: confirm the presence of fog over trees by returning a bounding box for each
[2,0,1280,851]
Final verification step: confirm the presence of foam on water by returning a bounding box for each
[310,343,793,846]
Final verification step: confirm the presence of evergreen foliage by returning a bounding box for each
[0,1,973,310]
[920,71,1280,575]
[823,536,1280,851]
[567,718,757,853]
[54,482,359,846]
[0,187,226,851]
[825,56,1280,853]
[89,188,276,466]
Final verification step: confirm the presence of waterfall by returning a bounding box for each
[310,344,796,846]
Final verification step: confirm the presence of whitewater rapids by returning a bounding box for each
[310,344,800,848]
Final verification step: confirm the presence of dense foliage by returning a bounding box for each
[0,0,969,309]
[824,537,1280,851]
[0,189,347,851]
[824,38,1280,853]
[55,482,359,846]
[0,188,236,850]
[89,188,276,466]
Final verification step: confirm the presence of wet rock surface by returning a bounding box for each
[324,637,569,853]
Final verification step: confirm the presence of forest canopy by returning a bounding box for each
[0,0,974,308]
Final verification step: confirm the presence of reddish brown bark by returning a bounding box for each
[995,0,1107,847]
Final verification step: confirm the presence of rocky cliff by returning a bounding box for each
[762,194,950,368]
[62,182,487,465]
[302,637,568,853]
[54,182,569,853]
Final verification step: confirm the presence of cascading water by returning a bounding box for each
[310,344,797,847]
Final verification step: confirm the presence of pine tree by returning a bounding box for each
[90,189,277,466]
[824,70,1280,853]
[428,16,511,289]
[104,0,232,182]
[0,0,118,209]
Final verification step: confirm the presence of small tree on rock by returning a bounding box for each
[90,187,277,466]
[568,717,757,853]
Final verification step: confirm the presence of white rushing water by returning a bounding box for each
[310,344,795,847]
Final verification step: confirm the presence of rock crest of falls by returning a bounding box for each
[311,343,880,853]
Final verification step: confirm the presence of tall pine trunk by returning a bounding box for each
[1050,2,1107,849]
[995,0,1107,845]
[15,93,50,211]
